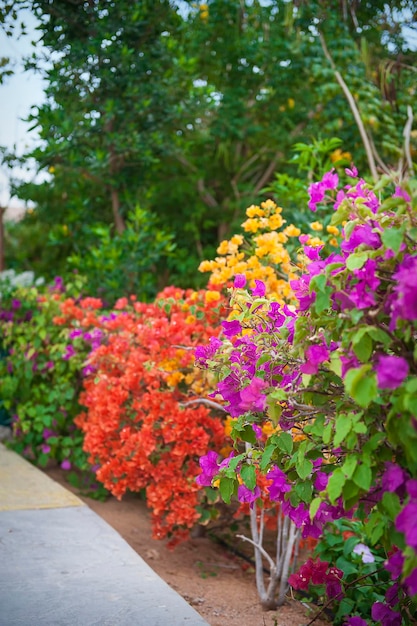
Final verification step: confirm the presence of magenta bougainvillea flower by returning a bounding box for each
[300,344,330,375]
[267,465,291,501]
[371,602,402,626]
[396,501,417,550]
[196,450,219,486]
[345,617,367,626]
[233,273,246,288]
[221,319,242,338]
[390,255,417,325]
[381,462,409,494]
[308,170,339,212]
[251,279,266,297]
[237,484,261,505]
[375,355,409,389]
[385,550,405,579]
[341,223,381,253]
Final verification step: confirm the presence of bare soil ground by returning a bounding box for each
[45,467,330,626]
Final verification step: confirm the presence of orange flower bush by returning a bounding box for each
[55,286,229,544]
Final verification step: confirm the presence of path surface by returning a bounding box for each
[0,443,209,626]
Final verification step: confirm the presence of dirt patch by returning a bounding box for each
[45,467,329,626]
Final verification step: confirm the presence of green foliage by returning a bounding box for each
[0,277,107,497]
[3,0,416,291]
[67,207,176,303]
[311,519,389,624]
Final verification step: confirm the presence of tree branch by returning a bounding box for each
[319,31,379,181]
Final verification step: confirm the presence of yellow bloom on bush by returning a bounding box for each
[310,221,323,231]
[326,225,339,235]
[283,224,301,237]
[205,290,221,303]
[246,204,265,218]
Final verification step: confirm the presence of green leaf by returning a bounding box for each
[352,332,372,362]
[381,227,404,253]
[240,464,256,490]
[381,491,401,518]
[296,457,313,480]
[334,413,352,447]
[327,467,346,503]
[310,497,322,520]
[346,251,368,270]
[344,365,378,408]
[219,477,235,504]
[275,432,293,455]
[295,481,313,503]
[353,463,372,491]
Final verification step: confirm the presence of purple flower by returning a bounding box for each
[345,617,367,626]
[406,479,417,499]
[375,355,409,390]
[234,274,246,288]
[238,377,267,413]
[405,567,417,595]
[251,280,266,297]
[341,223,381,253]
[82,364,96,377]
[238,484,261,505]
[252,424,262,440]
[196,450,219,486]
[308,170,338,212]
[221,319,242,338]
[381,462,409,494]
[195,337,222,368]
[308,181,326,212]
[11,299,21,309]
[60,459,71,471]
[267,465,291,502]
[300,344,330,375]
[345,165,359,178]
[43,428,56,440]
[62,345,76,361]
[353,543,374,564]
[385,550,404,579]
[390,255,417,325]
[371,602,402,626]
[41,444,51,454]
[290,276,315,311]
[393,186,411,203]
[69,329,83,340]
[314,471,329,491]
[396,502,417,550]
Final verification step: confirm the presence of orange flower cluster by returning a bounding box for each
[55,286,228,545]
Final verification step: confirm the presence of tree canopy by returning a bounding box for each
[1,0,416,299]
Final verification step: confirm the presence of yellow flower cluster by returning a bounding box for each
[199,198,343,301]
[199,200,303,302]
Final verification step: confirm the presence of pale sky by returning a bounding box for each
[0,9,45,213]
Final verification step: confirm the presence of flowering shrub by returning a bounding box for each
[196,169,417,619]
[0,276,104,493]
[55,286,229,544]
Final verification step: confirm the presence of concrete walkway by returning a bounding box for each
[0,443,209,625]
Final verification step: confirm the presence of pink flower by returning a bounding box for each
[251,280,266,297]
[60,459,71,471]
[234,274,246,288]
[375,355,409,390]
[300,344,330,375]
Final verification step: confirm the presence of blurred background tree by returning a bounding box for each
[1,0,416,300]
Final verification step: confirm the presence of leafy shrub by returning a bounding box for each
[196,169,417,620]
[0,275,106,496]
